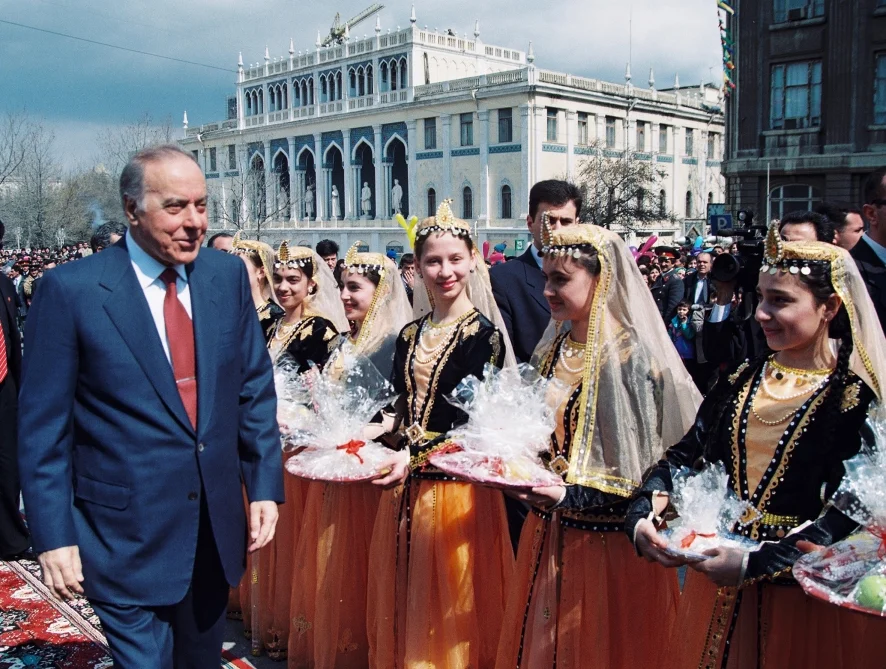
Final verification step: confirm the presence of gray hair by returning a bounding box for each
[119,144,197,213]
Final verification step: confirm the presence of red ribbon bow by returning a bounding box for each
[681,531,716,549]
[875,527,886,559]
[337,440,366,465]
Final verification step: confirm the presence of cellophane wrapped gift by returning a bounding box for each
[794,403,886,616]
[661,461,760,562]
[428,363,566,489]
[278,347,396,482]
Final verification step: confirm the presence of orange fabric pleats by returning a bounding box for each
[288,482,382,668]
[367,479,514,669]
[667,569,886,669]
[244,465,307,660]
[495,511,679,669]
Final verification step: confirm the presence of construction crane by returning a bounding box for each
[321,4,384,46]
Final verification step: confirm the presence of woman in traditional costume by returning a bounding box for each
[254,242,348,659]
[225,233,283,623]
[494,220,701,669]
[628,222,886,669]
[366,200,516,668]
[230,232,283,327]
[287,242,412,668]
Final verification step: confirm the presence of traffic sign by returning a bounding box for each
[710,214,734,234]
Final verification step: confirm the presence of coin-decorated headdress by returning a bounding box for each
[415,199,472,241]
[275,240,315,270]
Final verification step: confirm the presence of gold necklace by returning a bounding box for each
[751,362,827,425]
[557,336,585,375]
[273,317,302,341]
[415,323,456,364]
[769,356,833,381]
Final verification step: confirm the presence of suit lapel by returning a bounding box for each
[100,244,195,435]
[519,250,551,313]
[187,258,219,435]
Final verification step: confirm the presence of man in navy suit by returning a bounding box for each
[18,145,283,668]
[490,180,582,363]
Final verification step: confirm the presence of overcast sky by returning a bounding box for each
[1,0,722,169]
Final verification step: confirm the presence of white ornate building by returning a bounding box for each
[180,8,725,254]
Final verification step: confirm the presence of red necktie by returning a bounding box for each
[160,268,197,429]
[0,322,7,385]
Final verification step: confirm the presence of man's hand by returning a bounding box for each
[248,501,279,553]
[38,545,84,601]
[402,267,415,289]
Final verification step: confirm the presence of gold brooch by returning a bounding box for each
[841,381,862,413]
[548,455,569,476]
[405,423,425,444]
[728,361,750,385]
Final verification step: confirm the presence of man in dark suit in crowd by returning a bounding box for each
[852,167,886,332]
[18,145,283,668]
[490,179,582,363]
[650,246,685,324]
[0,219,30,560]
[490,179,581,550]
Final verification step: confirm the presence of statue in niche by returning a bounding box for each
[304,184,315,219]
[391,179,403,215]
[361,182,372,219]
[331,185,341,219]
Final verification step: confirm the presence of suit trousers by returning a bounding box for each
[0,377,29,557]
[90,494,229,669]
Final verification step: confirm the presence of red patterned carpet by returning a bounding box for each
[0,559,257,668]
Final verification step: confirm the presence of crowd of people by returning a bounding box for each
[2,145,886,669]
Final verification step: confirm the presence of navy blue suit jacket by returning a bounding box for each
[18,239,283,606]
[490,249,551,364]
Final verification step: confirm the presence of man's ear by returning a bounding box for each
[123,197,139,226]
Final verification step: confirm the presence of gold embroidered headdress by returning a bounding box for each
[759,220,886,399]
[534,215,702,492]
[415,199,472,240]
[230,232,277,304]
[275,240,314,270]
[344,242,387,278]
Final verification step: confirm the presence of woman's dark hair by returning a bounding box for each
[414,229,474,260]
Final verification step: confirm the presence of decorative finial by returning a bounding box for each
[527,41,535,64]
[289,38,294,55]
[674,73,681,90]
[625,62,632,83]
[238,51,243,68]
[376,15,381,33]
[648,67,655,89]
[264,46,270,61]
[182,111,188,129]
[474,20,480,39]
[410,4,417,24]
[344,23,350,41]
[316,30,322,47]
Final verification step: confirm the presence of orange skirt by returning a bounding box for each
[495,510,679,669]
[668,569,886,669]
[367,478,514,669]
[288,482,382,668]
[244,467,307,659]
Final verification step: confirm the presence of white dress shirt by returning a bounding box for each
[126,233,191,365]
[693,276,709,305]
[530,243,543,269]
